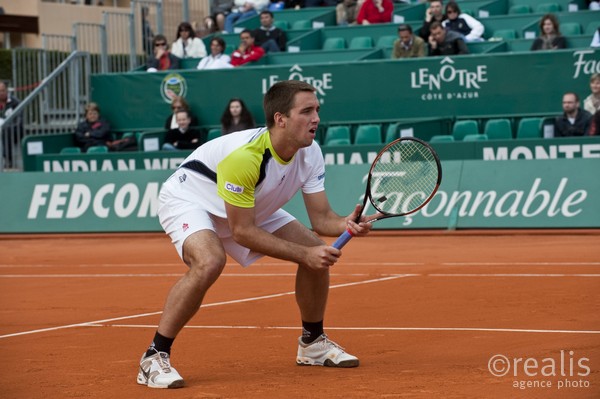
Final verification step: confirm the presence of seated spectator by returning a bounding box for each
[74,102,113,152]
[221,98,256,134]
[162,110,205,150]
[230,29,266,67]
[224,0,269,34]
[554,92,592,137]
[418,0,446,42]
[210,0,235,32]
[589,110,600,135]
[583,73,600,115]
[356,0,393,25]
[253,11,286,53]
[591,27,600,48]
[165,96,199,130]
[530,14,566,51]
[197,37,233,70]
[0,81,22,169]
[146,35,180,72]
[442,1,484,42]
[336,0,360,26]
[392,24,426,59]
[171,22,207,59]
[428,21,469,56]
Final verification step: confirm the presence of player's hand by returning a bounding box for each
[345,204,381,237]
[304,245,341,270]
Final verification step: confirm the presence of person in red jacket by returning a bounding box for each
[356,0,393,25]
[230,29,265,67]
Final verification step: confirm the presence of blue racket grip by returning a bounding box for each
[332,229,354,249]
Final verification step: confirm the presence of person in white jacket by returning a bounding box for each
[442,1,484,42]
[171,22,207,58]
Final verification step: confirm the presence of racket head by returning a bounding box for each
[366,137,441,219]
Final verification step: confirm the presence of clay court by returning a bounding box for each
[1,231,599,398]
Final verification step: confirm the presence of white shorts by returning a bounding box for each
[158,181,295,267]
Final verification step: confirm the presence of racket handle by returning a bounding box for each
[332,229,354,249]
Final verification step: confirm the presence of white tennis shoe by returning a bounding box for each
[136,350,185,389]
[296,334,359,368]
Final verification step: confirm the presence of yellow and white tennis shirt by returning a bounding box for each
[172,127,326,223]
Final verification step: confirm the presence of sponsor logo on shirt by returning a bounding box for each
[225,182,244,194]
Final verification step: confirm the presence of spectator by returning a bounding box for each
[336,0,360,26]
[194,17,219,38]
[554,92,592,137]
[224,0,269,34]
[141,6,155,57]
[589,110,600,135]
[442,1,484,42]
[74,103,113,152]
[253,11,286,53]
[392,24,426,59]
[197,37,233,70]
[221,98,256,134]
[146,34,180,71]
[428,21,469,56]
[591,27,600,47]
[268,0,285,11]
[171,22,207,59]
[418,0,446,42]
[530,14,566,51]
[583,73,600,115]
[165,96,199,131]
[210,0,235,32]
[356,0,393,25]
[0,81,22,169]
[162,110,205,151]
[230,29,266,67]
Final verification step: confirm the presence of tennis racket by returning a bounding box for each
[332,137,442,249]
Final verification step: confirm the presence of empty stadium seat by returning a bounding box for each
[535,3,560,13]
[349,36,374,49]
[384,123,400,142]
[354,124,382,144]
[324,126,351,145]
[585,23,599,35]
[508,5,531,14]
[484,119,513,140]
[516,118,543,139]
[322,37,346,50]
[429,135,455,143]
[492,29,517,40]
[60,146,81,154]
[274,20,289,31]
[207,128,222,141]
[561,23,582,36]
[376,36,397,48]
[292,20,312,30]
[87,145,109,153]
[463,133,488,141]
[452,120,479,141]
[326,138,351,146]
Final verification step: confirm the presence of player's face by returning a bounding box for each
[284,91,320,148]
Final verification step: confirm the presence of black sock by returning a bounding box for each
[301,320,324,344]
[145,331,175,357]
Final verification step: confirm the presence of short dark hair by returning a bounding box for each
[263,80,316,129]
[211,36,226,50]
[241,29,255,38]
[260,10,274,18]
[429,21,443,31]
[398,24,413,34]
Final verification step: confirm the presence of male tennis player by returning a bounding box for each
[137,80,378,388]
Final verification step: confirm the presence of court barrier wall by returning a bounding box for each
[0,158,598,233]
[90,48,600,132]
[21,137,600,172]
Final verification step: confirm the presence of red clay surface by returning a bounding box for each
[1,231,599,398]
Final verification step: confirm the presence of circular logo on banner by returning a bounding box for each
[160,73,187,103]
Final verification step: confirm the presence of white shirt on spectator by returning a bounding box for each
[197,54,233,70]
[171,37,207,58]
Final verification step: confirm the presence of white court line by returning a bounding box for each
[105,325,600,335]
[429,274,600,277]
[0,262,424,268]
[442,262,600,266]
[0,274,415,340]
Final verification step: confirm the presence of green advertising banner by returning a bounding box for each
[1,159,599,233]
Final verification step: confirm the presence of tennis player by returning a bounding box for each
[137,80,378,389]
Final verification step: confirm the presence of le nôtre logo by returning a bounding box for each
[410,57,488,101]
[262,65,333,103]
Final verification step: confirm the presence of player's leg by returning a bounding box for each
[273,220,359,368]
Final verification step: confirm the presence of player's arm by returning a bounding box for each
[302,191,376,238]
[225,202,339,269]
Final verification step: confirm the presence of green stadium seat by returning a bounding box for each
[292,20,312,30]
[516,118,543,139]
[87,145,109,153]
[326,138,351,146]
[463,133,488,141]
[484,119,513,140]
[322,37,346,50]
[225,44,236,54]
[349,36,374,49]
[508,5,531,14]
[535,3,560,13]
[60,146,81,154]
[273,20,289,31]
[354,124,382,144]
[561,23,582,36]
[324,126,351,145]
[207,128,222,141]
[376,36,397,48]
[585,23,599,35]
[429,135,454,143]
[452,120,479,141]
[492,29,517,40]
[384,122,400,142]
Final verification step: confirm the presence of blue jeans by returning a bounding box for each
[224,9,258,33]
